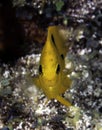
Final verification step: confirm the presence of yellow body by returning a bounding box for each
[34,26,72,107]
[48,26,67,68]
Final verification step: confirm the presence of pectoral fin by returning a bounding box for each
[65,77,72,88]
[33,77,41,88]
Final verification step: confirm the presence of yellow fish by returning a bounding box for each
[34,26,72,107]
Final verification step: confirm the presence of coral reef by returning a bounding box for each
[0,0,102,129]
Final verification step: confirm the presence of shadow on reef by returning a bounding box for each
[0,0,28,64]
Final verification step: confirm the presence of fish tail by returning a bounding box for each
[56,95,72,107]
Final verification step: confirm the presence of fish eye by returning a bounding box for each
[39,65,43,74]
[51,34,56,47]
[60,54,64,60]
[56,64,60,74]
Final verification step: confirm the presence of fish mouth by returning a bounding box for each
[46,79,57,84]
[42,77,58,86]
